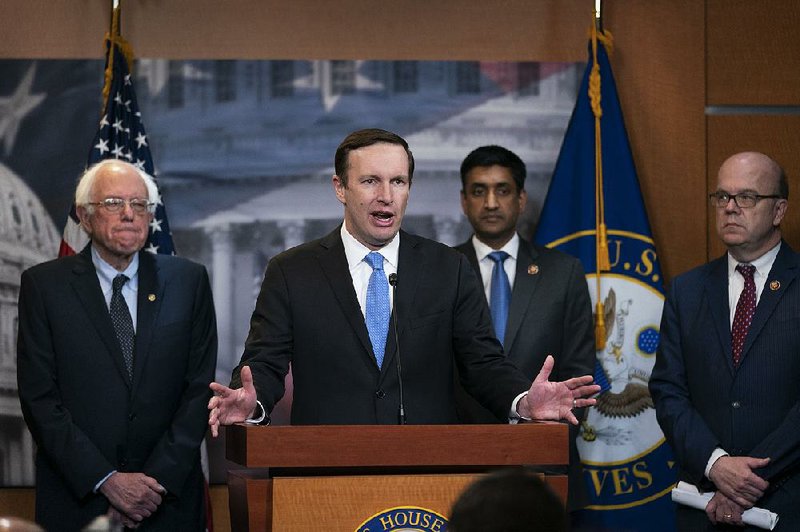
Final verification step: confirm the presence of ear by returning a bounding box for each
[332,175,346,205]
[76,206,92,234]
[518,188,528,211]
[773,198,788,227]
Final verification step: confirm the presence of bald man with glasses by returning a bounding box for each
[651,152,799,530]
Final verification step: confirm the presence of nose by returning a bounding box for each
[724,196,740,213]
[485,189,499,209]
[119,201,136,220]
[377,181,393,204]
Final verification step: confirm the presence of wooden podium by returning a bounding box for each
[226,423,567,531]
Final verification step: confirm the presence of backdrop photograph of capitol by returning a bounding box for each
[0,57,582,486]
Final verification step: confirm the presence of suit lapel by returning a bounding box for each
[381,231,422,377]
[505,239,540,353]
[457,240,481,276]
[70,246,132,387]
[317,228,376,366]
[704,255,734,373]
[132,251,163,393]
[740,242,799,365]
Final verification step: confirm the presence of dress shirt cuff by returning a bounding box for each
[245,400,270,425]
[705,447,729,479]
[509,391,532,424]
[94,470,117,493]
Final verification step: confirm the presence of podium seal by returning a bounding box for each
[355,506,447,531]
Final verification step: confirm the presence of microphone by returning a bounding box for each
[388,273,406,425]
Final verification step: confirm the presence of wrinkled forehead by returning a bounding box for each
[92,166,148,198]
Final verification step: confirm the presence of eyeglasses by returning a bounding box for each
[87,197,154,214]
[708,191,783,209]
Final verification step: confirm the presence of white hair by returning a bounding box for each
[74,159,159,214]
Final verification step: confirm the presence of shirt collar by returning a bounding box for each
[727,241,781,278]
[472,232,519,262]
[340,223,400,271]
[90,245,140,287]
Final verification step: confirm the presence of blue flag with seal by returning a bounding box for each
[534,21,676,531]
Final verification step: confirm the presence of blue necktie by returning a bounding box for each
[364,252,390,368]
[488,251,511,346]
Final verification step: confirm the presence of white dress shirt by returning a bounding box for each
[472,233,519,301]
[340,223,399,314]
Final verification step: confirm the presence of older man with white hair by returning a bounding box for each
[17,159,217,531]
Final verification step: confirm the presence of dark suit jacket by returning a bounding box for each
[17,246,217,531]
[233,227,531,425]
[650,241,800,529]
[455,236,595,509]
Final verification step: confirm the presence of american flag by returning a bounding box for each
[59,37,175,257]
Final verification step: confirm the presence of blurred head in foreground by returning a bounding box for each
[448,469,567,532]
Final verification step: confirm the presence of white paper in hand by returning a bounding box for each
[671,481,778,530]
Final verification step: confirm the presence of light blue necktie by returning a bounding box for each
[488,251,511,346]
[364,252,390,368]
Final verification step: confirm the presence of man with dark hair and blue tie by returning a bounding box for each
[453,145,595,510]
[208,129,599,433]
[650,151,800,529]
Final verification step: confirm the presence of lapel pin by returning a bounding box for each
[148,294,156,302]
[527,264,539,275]
[769,280,780,291]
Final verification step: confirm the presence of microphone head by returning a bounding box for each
[388,273,398,286]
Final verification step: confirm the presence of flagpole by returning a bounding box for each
[589,12,611,349]
[102,2,120,109]
[595,0,603,32]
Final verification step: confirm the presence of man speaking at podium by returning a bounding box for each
[208,129,598,432]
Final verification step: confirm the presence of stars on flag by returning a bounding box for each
[134,131,147,148]
[113,91,132,111]
[95,138,110,155]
